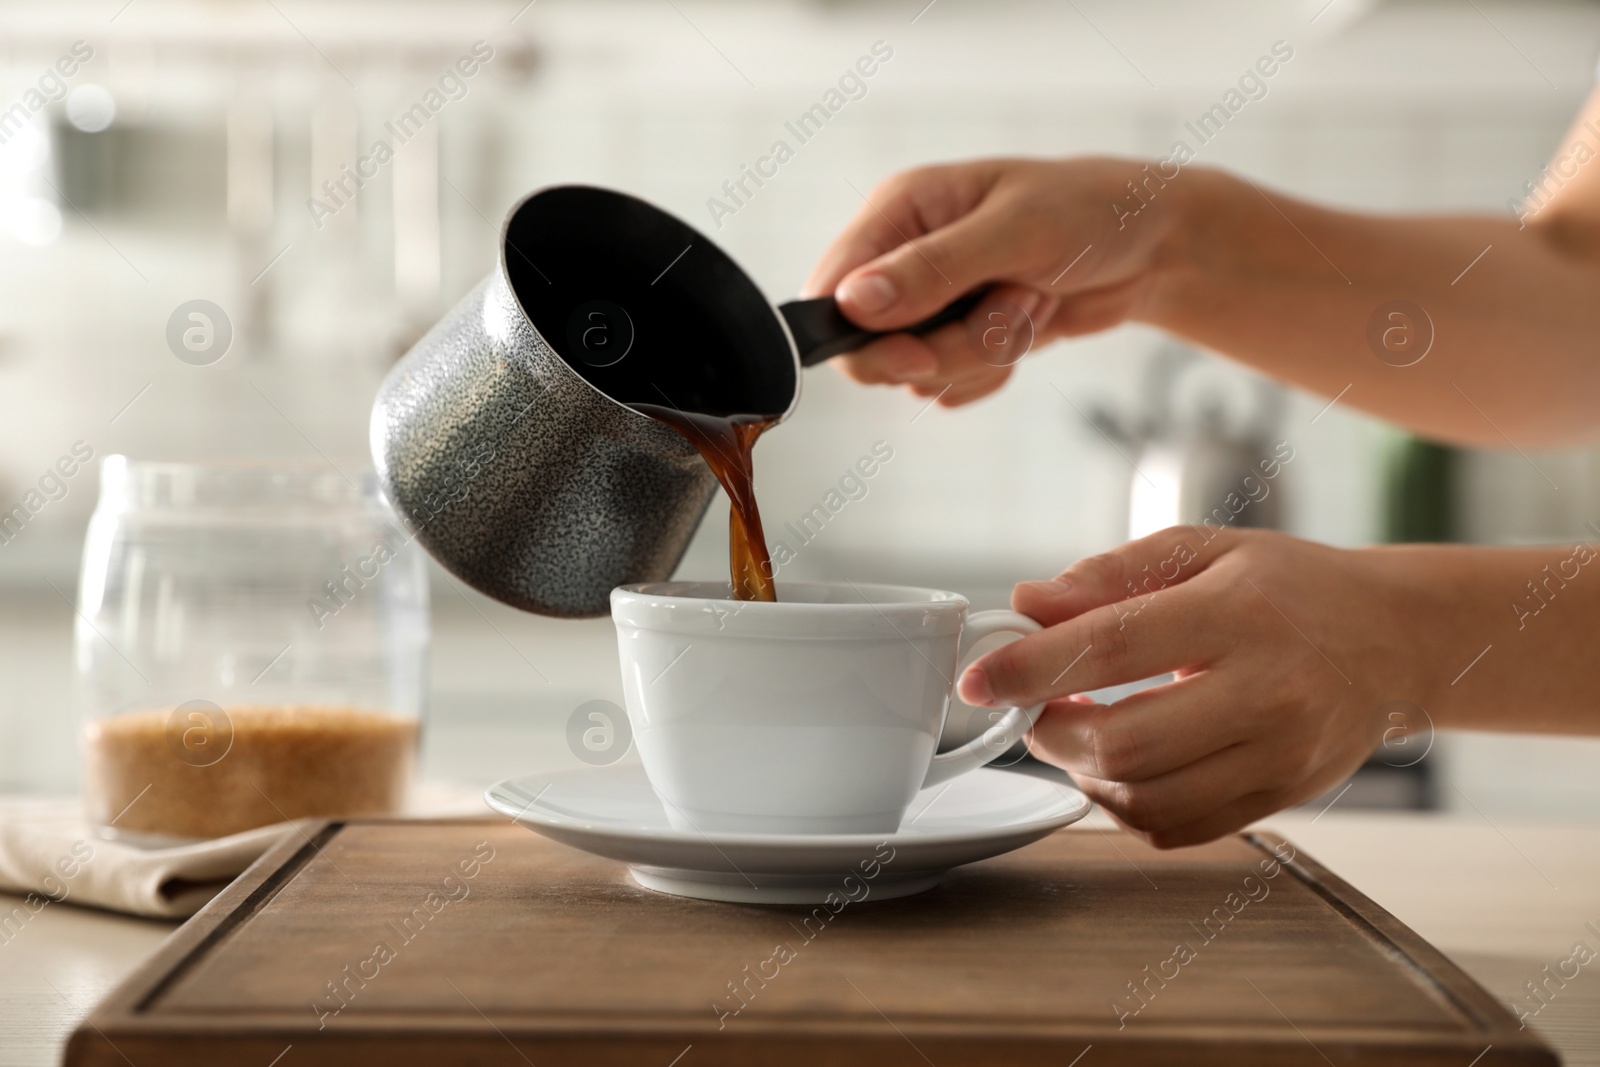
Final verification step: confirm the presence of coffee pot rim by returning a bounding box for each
[497,182,805,428]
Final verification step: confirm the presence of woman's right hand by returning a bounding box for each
[801,157,1191,406]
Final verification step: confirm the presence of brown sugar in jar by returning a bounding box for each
[84,705,417,841]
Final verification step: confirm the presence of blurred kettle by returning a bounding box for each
[1086,342,1287,539]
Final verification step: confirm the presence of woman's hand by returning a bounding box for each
[956,526,1462,848]
[802,158,1186,407]
[807,150,1600,444]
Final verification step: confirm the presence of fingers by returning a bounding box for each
[803,213,911,302]
[1025,685,1300,848]
[936,375,1011,408]
[1088,777,1286,851]
[829,283,1058,407]
[834,200,1023,330]
[832,322,1012,403]
[1064,743,1265,838]
[960,577,1226,707]
[834,316,1009,389]
[1011,524,1243,628]
[802,178,933,299]
[1043,730,1293,848]
[831,333,942,386]
[803,163,1000,302]
[964,285,1058,370]
[1026,674,1248,783]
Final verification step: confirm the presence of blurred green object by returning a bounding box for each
[1382,434,1457,543]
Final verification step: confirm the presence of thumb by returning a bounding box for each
[834,204,1018,330]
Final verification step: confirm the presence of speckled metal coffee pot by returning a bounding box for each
[370,185,979,618]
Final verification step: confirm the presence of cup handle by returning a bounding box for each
[921,610,1046,789]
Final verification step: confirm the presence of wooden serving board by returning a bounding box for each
[67,818,1555,1066]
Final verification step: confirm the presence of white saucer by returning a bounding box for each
[484,763,1092,903]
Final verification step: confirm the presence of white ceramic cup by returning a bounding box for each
[609,581,1045,835]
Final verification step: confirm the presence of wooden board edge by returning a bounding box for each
[67,820,337,1031]
[64,820,1561,1066]
[1243,831,1557,1063]
[60,1023,1564,1067]
[64,817,509,1066]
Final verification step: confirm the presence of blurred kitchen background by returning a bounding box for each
[3,0,1600,818]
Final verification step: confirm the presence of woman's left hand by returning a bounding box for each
[957,526,1458,848]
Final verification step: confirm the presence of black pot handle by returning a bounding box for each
[780,289,987,368]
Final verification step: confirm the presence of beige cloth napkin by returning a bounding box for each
[0,782,491,919]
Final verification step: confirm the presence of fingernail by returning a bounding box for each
[1013,289,1043,319]
[958,666,995,707]
[839,272,897,314]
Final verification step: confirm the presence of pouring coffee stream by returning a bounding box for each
[370,184,983,616]
[632,290,982,604]
[630,406,779,602]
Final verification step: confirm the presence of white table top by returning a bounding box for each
[3,810,1597,1066]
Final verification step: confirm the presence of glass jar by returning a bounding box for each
[76,457,429,843]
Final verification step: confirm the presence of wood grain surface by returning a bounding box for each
[64,820,1557,1066]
